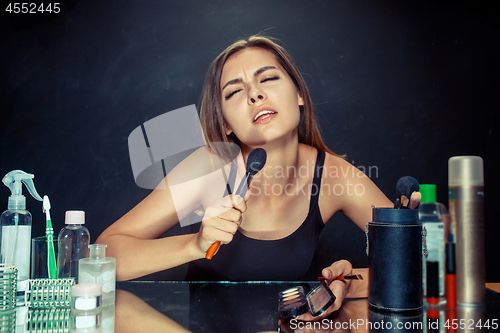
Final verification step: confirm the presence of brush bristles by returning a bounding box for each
[246,148,267,175]
[401,195,409,208]
[410,191,421,209]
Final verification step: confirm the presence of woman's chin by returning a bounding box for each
[239,129,299,150]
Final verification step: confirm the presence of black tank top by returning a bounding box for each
[186,150,326,281]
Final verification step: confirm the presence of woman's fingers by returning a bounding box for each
[203,194,246,220]
[297,260,354,321]
[321,260,353,280]
[199,194,248,252]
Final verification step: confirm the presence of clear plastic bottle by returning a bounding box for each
[79,244,116,306]
[58,211,90,283]
[0,170,43,305]
[419,184,448,297]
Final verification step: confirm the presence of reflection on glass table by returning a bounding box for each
[114,281,500,333]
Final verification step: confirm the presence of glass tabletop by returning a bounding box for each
[113,281,500,333]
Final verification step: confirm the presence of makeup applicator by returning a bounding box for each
[395,176,421,209]
[205,148,267,259]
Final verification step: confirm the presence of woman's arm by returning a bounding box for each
[96,182,201,281]
[320,154,393,230]
[300,153,393,320]
[97,148,246,281]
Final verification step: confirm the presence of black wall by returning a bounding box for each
[1,0,498,281]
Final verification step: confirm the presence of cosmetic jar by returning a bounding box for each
[72,283,102,311]
[71,308,102,331]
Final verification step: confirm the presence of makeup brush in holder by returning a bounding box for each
[394,176,421,209]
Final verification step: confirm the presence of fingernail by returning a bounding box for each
[323,269,331,279]
[295,314,304,320]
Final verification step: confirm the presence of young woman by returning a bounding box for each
[97,35,392,319]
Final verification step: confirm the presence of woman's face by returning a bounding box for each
[220,47,304,149]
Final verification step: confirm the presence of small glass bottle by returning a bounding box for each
[58,211,90,282]
[78,244,116,306]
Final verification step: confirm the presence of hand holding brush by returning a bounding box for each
[318,274,363,281]
[205,148,267,259]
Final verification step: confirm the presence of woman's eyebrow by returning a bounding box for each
[254,65,277,77]
[221,66,278,91]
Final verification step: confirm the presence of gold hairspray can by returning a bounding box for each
[448,156,485,306]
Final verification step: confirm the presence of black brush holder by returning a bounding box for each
[366,208,424,312]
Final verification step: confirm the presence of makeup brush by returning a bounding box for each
[318,274,363,281]
[401,195,409,208]
[395,176,419,209]
[409,191,421,209]
[205,148,267,260]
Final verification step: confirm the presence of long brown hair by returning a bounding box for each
[199,35,340,157]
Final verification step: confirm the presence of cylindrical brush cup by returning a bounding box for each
[366,208,424,312]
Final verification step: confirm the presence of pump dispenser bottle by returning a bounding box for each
[58,211,90,282]
[79,244,116,306]
[0,170,43,304]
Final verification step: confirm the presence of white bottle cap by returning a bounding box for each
[65,210,85,225]
[72,283,102,297]
[448,156,484,186]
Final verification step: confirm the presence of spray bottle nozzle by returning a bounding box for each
[2,170,43,210]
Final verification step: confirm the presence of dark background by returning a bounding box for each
[1,0,498,281]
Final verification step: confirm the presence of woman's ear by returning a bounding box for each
[297,91,304,106]
[224,122,233,136]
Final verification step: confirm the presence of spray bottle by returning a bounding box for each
[448,156,485,306]
[1,170,43,304]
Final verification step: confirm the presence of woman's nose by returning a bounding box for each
[248,89,266,104]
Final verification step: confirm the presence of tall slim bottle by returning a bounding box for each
[58,211,90,282]
[79,244,116,306]
[448,156,485,306]
[419,184,447,297]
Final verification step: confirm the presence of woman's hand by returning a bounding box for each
[196,194,248,256]
[297,260,368,321]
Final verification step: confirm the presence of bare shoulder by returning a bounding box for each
[322,153,368,186]
[320,152,392,229]
[297,143,318,161]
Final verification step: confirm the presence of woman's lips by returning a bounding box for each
[253,111,277,124]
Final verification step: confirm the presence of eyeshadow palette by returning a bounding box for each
[278,280,336,318]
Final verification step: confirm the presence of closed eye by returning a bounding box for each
[225,89,242,100]
[261,76,279,83]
